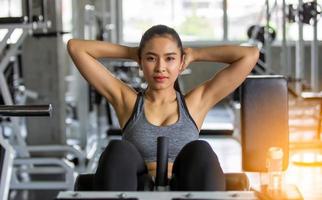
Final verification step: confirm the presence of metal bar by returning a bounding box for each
[0,17,27,24]
[0,31,28,72]
[0,22,47,30]
[295,0,304,94]
[281,0,288,76]
[109,0,117,43]
[9,117,30,157]
[0,41,31,157]
[26,145,86,171]
[223,0,228,41]
[11,181,73,190]
[116,0,123,43]
[0,23,32,29]
[56,191,257,200]
[287,44,292,78]
[12,158,74,190]
[17,167,67,173]
[0,104,52,117]
[264,0,272,74]
[0,73,14,105]
[0,28,14,53]
[12,58,21,104]
[41,0,46,22]
[27,0,32,23]
[311,0,319,92]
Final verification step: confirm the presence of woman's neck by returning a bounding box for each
[144,87,177,104]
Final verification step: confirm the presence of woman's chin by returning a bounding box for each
[149,84,171,90]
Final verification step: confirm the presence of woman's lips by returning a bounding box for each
[153,76,168,82]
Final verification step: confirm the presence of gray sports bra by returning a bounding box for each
[122,90,199,162]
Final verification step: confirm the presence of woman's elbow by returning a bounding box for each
[67,39,76,54]
[67,39,77,54]
[249,47,259,67]
[243,47,259,70]
[250,46,260,60]
[67,39,82,55]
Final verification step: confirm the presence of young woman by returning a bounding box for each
[67,25,259,191]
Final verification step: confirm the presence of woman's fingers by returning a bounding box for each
[181,48,193,72]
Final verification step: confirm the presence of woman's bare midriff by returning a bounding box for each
[147,161,173,179]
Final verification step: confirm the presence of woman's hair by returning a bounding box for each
[138,24,184,60]
[138,24,183,93]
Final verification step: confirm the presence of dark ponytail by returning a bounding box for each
[174,79,181,93]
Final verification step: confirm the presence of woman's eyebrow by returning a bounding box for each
[145,52,158,56]
[144,52,178,56]
[164,52,177,56]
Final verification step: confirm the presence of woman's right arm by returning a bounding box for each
[67,39,138,127]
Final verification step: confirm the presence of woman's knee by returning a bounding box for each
[185,140,211,149]
[173,140,223,179]
[172,140,225,191]
[181,140,219,161]
[98,139,146,172]
[101,140,141,159]
[105,139,134,153]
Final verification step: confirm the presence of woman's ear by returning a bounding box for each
[138,66,144,77]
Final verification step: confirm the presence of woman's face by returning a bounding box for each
[140,36,183,90]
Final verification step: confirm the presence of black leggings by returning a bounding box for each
[93,140,225,191]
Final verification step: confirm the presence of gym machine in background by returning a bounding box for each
[0,104,86,195]
[0,0,50,107]
[0,0,89,195]
[64,3,116,174]
[246,0,278,75]
[285,0,321,94]
[245,0,322,166]
[0,105,75,192]
[0,135,14,200]
[246,0,321,93]
[0,0,52,163]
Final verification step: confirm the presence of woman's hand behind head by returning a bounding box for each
[181,48,194,72]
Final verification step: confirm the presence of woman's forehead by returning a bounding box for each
[142,36,180,54]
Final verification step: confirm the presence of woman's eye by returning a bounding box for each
[146,57,155,61]
[166,57,175,62]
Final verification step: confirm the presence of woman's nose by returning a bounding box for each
[155,59,166,72]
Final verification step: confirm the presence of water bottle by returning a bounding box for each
[266,147,284,192]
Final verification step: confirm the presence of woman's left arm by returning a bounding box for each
[184,45,259,126]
